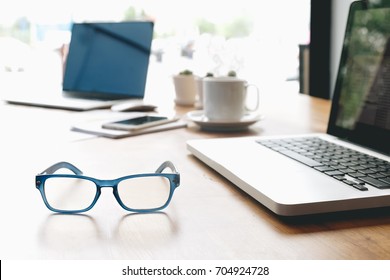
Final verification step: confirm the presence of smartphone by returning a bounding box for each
[102,115,178,131]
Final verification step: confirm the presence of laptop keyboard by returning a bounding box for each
[256,137,390,191]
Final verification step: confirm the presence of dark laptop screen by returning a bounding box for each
[328,1,390,154]
[63,21,154,99]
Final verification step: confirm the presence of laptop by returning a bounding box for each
[3,21,154,111]
[187,1,390,216]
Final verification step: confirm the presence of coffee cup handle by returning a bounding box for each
[245,84,260,112]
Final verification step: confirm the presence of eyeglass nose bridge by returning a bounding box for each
[95,179,118,189]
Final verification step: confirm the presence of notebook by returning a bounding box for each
[187,1,390,216]
[3,21,154,111]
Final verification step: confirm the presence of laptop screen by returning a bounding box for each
[63,21,154,99]
[328,1,390,155]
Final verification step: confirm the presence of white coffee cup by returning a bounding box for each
[203,77,259,122]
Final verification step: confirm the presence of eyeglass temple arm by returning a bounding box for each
[155,161,178,174]
[39,162,83,175]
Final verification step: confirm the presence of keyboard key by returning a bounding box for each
[360,169,376,175]
[325,171,345,176]
[314,166,335,172]
[329,165,345,170]
[350,165,366,171]
[347,172,365,178]
[379,178,390,185]
[359,177,390,189]
[351,184,368,191]
[339,168,355,173]
[369,173,386,179]
[341,176,368,191]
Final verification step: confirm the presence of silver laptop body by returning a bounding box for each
[187,1,390,216]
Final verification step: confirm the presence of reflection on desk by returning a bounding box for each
[38,213,177,258]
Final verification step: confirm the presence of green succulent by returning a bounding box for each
[179,69,193,75]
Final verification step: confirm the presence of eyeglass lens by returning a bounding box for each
[43,176,171,211]
[44,177,97,211]
[117,176,171,210]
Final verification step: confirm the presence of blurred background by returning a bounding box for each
[0,0,310,91]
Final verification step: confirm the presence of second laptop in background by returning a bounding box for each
[3,21,154,111]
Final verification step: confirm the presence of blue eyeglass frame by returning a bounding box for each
[35,161,180,214]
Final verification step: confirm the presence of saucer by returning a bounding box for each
[186,110,263,132]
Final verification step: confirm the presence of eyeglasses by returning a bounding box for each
[36,161,180,214]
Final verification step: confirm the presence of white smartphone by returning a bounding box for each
[102,115,178,131]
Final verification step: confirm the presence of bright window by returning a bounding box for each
[0,0,310,89]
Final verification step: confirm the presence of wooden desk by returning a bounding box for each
[1,84,389,260]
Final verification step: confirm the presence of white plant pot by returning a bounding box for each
[172,75,197,106]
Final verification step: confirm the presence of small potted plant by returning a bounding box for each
[172,69,197,106]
